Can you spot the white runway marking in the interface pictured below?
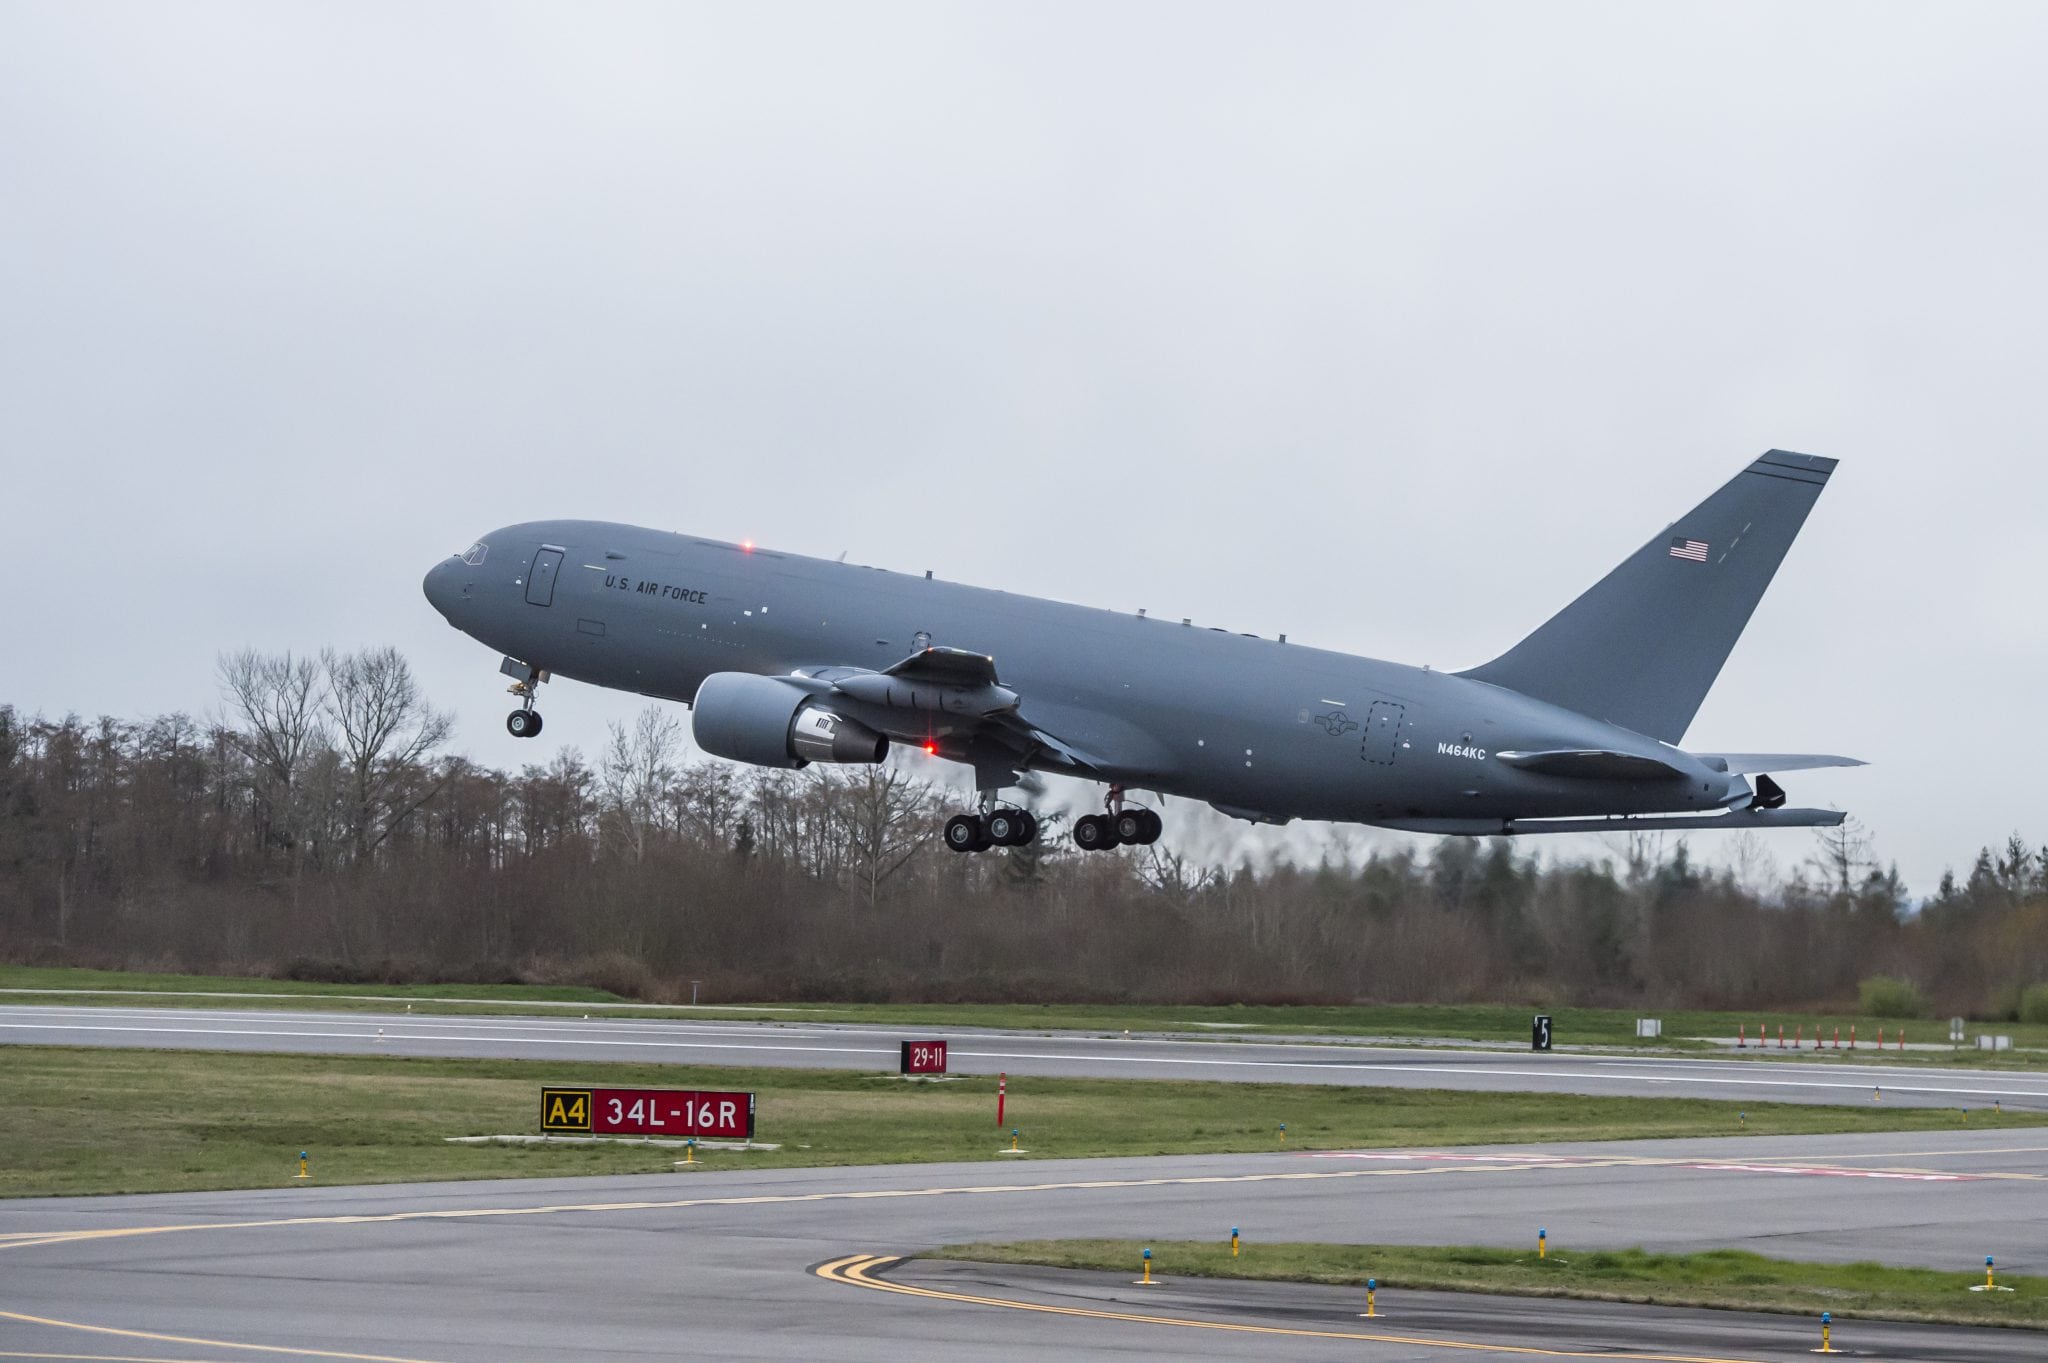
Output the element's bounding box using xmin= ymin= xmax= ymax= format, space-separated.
xmin=7 ymin=1015 xmax=2047 ymax=1104
xmin=1309 ymin=1150 xmax=2004 ymax=1181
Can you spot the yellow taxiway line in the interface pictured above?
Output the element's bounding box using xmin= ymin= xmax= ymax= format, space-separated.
xmin=815 ymin=1253 xmax=1782 ymax=1362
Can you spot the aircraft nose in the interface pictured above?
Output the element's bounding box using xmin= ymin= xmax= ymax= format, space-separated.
xmin=422 ymin=557 xmax=462 ymax=619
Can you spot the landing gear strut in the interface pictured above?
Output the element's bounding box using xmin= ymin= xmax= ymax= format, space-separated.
xmin=1073 ymin=786 xmax=1162 ymax=852
xmin=505 ymin=668 xmax=545 ymax=738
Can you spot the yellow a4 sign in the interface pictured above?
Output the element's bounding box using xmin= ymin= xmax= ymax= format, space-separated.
xmin=540 ymin=1087 xmax=593 ymax=1133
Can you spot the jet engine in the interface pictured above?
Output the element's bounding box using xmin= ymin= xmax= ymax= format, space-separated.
xmin=691 ymin=672 xmax=888 ymax=769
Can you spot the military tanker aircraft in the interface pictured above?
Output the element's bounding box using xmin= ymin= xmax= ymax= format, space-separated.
xmin=424 ymin=450 xmax=1861 ymax=852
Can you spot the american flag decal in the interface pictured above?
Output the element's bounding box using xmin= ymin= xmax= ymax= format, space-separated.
xmin=1668 ymin=537 xmax=1709 ymax=562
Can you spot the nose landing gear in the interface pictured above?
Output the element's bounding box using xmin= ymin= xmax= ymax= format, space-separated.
xmin=505 ymin=663 xmax=545 ymax=738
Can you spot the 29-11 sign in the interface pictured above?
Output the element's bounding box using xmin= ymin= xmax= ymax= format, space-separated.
xmin=541 ymin=1086 xmax=755 ymax=1138
xmin=900 ymin=1040 xmax=948 ymax=1075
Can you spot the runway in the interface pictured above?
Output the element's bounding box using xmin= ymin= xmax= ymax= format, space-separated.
xmin=1 ymin=1129 xmax=2041 ymax=1361
xmin=5 ymin=1002 xmax=2045 ymax=1109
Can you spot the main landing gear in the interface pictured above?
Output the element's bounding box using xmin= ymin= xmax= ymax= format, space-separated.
xmin=506 ymin=671 xmax=544 ymax=738
xmin=944 ymin=806 xmax=1039 ymax=853
xmin=1073 ymin=787 xmax=1162 ymax=853
xmin=945 ymin=789 xmax=1164 ymax=854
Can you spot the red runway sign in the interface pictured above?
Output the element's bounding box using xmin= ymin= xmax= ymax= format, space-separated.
xmin=899 ymin=1040 xmax=948 ymax=1075
xmin=541 ymin=1086 xmax=754 ymax=1138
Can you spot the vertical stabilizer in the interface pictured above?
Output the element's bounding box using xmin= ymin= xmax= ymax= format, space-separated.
xmin=1459 ymin=450 xmax=1835 ymax=743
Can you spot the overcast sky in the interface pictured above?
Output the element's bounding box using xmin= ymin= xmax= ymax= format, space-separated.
xmin=4 ymin=2 xmax=2043 ymax=893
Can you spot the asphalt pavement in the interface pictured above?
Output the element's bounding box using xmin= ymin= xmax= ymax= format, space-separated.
xmin=5 ymin=1002 xmax=2046 ymax=1109
xmin=2 ymin=1129 xmax=2042 ymax=1361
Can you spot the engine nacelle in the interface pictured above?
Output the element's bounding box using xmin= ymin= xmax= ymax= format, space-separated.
xmin=691 ymin=672 xmax=889 ymax=769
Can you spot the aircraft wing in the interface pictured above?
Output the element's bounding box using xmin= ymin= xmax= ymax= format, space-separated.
xmin=1494 ymin=749 xmax=1693 ymax=781
xmin=824 ymin=647 xmax=1016 ymax=717
xmin=984 ymin=708 xmax=1109 ymax=773
xmin=806 ymin=650 xmax=1111 ymax=776
xmin=1694 ymin=752 xmax=1867 ymax=774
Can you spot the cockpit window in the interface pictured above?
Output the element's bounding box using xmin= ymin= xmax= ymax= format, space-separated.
xmin=462 ymin=542 xmax=489 ymax=566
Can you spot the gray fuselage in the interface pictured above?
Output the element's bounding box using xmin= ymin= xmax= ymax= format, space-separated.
xmin=423 ymin=520 xmax=1740 ymax=830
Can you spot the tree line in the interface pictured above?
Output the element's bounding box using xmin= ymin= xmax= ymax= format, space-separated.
xmin=3 ymin=647 xmax=2046 ymax=1016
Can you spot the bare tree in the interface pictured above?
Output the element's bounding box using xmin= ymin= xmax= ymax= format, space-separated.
xmin=216 ymin=649 xmax=328 ymax=874
xmin=1809 ymin=814 xmax=1873 ymax=900
xmin=1727 ymin=831 xmax=1781 ymax=902
xmin=600 ymin=706 xmax=685 ymax=862
xmin=1140 ymin=845 xmax=1218 ymax=900
xmin=671 ymin=759 xmax=746 ymax=849
xmin=828 ymin=764 xmax=939 ymax=909
xmin=322 ymin=646 xmax=454 ymax=863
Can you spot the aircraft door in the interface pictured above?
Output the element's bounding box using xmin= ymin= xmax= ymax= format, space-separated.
xmin=525 ymin=548 xmax=564 ymax=606
xmin=1361 ymin=701 xmax=1404 ymax=766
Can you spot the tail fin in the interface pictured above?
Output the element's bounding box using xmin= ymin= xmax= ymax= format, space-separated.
xmin=1459 ymin=450 xmax=1836 ymax=743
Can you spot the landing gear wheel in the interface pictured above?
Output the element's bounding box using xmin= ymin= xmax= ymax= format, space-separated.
xmin=1114 ymin=808 xmax=1162 ymax=845
xmin=506 ymin=709 xmax=543 ymax=738
xmin=986 ymin=809 xmax=1030 ymax=847
xmin=1073 ymin=814 xmax=1120 ymax=852
xmin=945 ymin=814 xmax=989 ymax=853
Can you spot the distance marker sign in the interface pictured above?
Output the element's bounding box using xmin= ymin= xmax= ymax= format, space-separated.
xmin=541 ymin=1086 xmax=755 ymax=1138
xmin=899 ymin=1040 xmax=948 ymax=1075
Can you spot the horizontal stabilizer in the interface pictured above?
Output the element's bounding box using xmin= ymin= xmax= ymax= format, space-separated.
xmin=1378 ymin=807 xmax=1845 ymax=835
xmin=1509 ymin=807 xmax=1846 ymax=834
xmin=1695 ymin=752 xmax=1866 ymax=775
xmin=1495 ymin=749 xmax=1691 ymax=781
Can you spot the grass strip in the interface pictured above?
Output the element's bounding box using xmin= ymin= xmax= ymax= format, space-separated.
xmin=0 ymin=965 xmax=629 ymax=1004
xmin=3 ymin=1044 xmax=2043 ymax=1198
xmin=5 ymin=966 xmax=2044 ymax=1061
xmin=925 ymin=1239 xmax=2048 ymax=1330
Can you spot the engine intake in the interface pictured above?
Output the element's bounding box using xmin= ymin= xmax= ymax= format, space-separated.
xmin=691 ymin=672 xmax=888 ymax=769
